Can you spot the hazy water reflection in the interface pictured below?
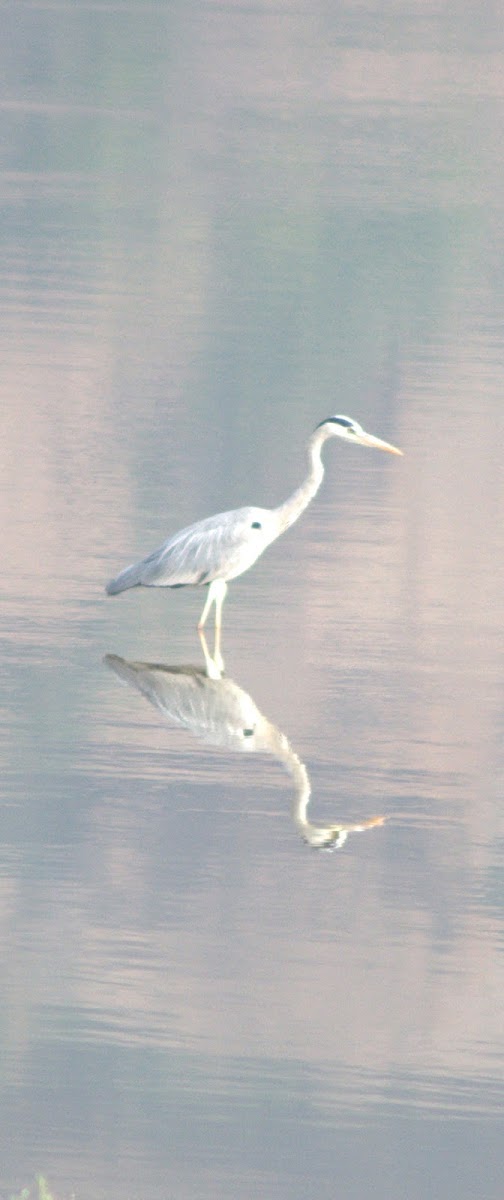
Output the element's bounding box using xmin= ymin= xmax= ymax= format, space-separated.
xmin=2 ymin=0 xmax=504 ymax=1197
xmin=104 ymin=647 xmax=386 ymax=851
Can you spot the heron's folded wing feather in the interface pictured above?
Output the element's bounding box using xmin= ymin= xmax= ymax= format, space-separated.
xmin=135 ymin=507 xmax=267 ymax=587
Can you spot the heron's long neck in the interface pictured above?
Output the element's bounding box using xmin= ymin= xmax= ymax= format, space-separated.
xmin=267 ymin=729 xmax=312 ymax=829
xmin=271 ymin=730 xmax=337 ymax=848
xmin=274 ymin=427 xmax=327 ymax=533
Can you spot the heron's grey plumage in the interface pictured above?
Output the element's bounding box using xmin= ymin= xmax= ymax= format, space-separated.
xmin=106 ymin=506 xmax=277 ymax=595
xmin=106 ymin=416 xmax=402 ymax=655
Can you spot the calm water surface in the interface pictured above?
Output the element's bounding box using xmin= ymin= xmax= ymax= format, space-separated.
xmin=1 ymin=2 xmax=504 ymax=1198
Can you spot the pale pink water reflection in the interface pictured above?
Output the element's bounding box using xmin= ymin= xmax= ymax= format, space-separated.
xmin=1 ymin=1 xmax=504 ymax=1198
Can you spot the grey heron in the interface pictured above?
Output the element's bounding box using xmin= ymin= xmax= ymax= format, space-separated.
xmin=106 ymin=415 xmax=402 ymax=662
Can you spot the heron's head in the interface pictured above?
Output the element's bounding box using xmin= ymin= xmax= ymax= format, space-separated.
xmin=316 ymin=415 xmax=403 ymax=456
xmin=307 ymin=828 xmax=349 ymax=851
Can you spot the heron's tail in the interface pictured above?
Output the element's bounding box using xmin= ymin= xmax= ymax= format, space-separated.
xmin=106 ymin=561 xmax=144 ymax=595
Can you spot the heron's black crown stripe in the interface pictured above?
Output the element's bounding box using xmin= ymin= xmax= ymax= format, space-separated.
xmin=316 ymin=416 xmax=354 ymax=430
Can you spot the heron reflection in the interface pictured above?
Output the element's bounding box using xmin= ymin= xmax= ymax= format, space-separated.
xmin=104 ymin=640 xmax=385 ymax=851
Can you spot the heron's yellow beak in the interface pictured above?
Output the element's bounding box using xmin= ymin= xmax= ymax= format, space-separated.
xmin=359 ymin=432 xmax=403 ymax=456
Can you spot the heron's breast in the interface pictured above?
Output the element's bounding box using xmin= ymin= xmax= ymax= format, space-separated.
xmin=224 ymin=514 xmax=278 ymax=580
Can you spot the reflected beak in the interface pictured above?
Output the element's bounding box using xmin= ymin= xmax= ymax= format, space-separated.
xmin=359 ymin=432 xmax=403 ymax=456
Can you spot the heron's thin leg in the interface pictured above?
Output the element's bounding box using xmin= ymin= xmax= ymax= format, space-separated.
xmin=198 ymin=629 xmax=223 ymax=680
xmin=198 ymin=582 xmax=218 ymax=630
xmin=197 ymin=581 xmax=227 ymax=672
xmin=213 ymin=631 xmax=225 ymax=675
xmin=212 ymin=580 xmax=227 ymax=674
xmin=212 ymin=580 xmax=227 ymax=633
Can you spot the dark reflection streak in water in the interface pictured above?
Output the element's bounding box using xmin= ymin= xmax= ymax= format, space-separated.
xmin=104 ymin=646 xmax=385 ymax=851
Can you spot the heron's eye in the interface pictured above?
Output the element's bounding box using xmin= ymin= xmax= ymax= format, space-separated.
xmin=251 ymin=521 xmax=261 ymax=529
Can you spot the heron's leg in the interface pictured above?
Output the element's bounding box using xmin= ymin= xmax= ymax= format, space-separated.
xmin=213 ymin=638 xmax=225 ymax=676
xmin=197 ymin=581 xmax=219 ymax=630
xmin=212 ymin=579 xmax=227 ymax=632
xmin=197 ymin=580 xmax=227 ymax=673
xmin=212 ymin=580 xmax=227 ymax=674
xmin=198 ymin=629 xmax=223 ymax=680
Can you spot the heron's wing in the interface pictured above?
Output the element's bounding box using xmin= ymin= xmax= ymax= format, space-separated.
xmin=107 ymin=506 xmax=272 ymax=593
xmin=144 ymin=506 xmax=273 ymax=584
